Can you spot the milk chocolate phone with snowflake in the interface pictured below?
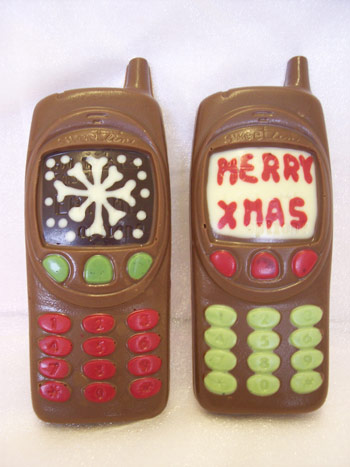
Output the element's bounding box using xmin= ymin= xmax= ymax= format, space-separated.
xmin=25 ymin=58 xmax=171 ymax=423
xmin=191 ymin=57 xmax=332 ymax=413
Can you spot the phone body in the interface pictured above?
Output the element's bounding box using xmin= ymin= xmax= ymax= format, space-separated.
xmin=191 ymin=57 xmax=332 ymax=414
xmin=25 ymin=58 xmax=171 ymax=423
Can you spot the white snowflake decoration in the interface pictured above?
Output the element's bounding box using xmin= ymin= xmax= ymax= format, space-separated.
xmin=54 ymin=156 xmax=136 ymax=237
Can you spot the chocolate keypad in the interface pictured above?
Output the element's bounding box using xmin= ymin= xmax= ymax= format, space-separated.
xmin=203 ymin=304 xmax=324 ymax=397
xmin=37 ymin=307 xmax=163 ymax=405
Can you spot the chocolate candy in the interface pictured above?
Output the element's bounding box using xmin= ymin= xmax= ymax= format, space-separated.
xmin=191 ymin=57 xmax=332 ymax=413
xmin=26 ymin=58 xmax=170 ymax=423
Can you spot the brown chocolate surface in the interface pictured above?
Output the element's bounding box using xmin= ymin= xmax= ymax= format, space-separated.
xmin=191 ymin=57 xmax=332 ymax=414
xmin=25 ymin=58 xmax=171 ymax=423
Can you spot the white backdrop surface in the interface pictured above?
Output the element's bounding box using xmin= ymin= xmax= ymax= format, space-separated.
xmin=1 ymin=1 xmax=349 ymax=466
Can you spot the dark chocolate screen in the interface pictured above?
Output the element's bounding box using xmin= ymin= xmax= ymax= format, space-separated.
xmin=40 ymin=150 xmax=154 ymax=246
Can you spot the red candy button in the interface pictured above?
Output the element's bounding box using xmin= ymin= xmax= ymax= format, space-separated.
xmin=130 ymin=377 xmax=162 ymax=399
xmin=128 ymin=355 xmax=162 ymax=376
xmin=84 ymin=383 xmax=116 ymax=403
xmin=127 ymin=309 xmax=159 ymax=332
xmin=127 ymin=333 xmax=160 ymax=354
xmin=292 ymin=249 xmax=318 ymax=278
xmin=83 ymin=337 xmax=116 ymax=357
xmin=82 ymin=314 xmax=115 ymax=334
xmin=39 ymin=358 xmax=70 ymax=379
xmin=39 ymin=381 xmax=71 ymax=402
xmin=210 ymin=250 xmax=236 ymax=277
xmin=39 ymin=336 xmax=73 ymax=356
xmin=38 ymin=313 xmax=71 ymax=334
xmin=83 ymin=360 xmax=116 ymax=380
xmin=251 ymin=251 xmax=279 ymax=279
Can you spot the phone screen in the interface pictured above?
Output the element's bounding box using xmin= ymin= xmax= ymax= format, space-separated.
xmin=40 ymin=150 xmax=154 ymax=247
xmin=206 ymin=147 xmax=317 ymax=241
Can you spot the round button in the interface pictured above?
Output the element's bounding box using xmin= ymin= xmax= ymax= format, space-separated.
xmin=38 ymin=313 xmax=71 ymax=334
xmin=84 ymin=255 xmax=114 ymax=284
xmin=127 ymin=309 xmax=159 ymax=332
xmin=290 ymin=371 xmax=323 ymax=394
xmin=247 ymin=307 xmax=281 ymax=330
xmin=289 ymin=328 xmax=322 ymax=349
xmin=210 ymin=250 xmax=236 ymax=277
xmin=82 ymin=314 xmax=115 ymax=334
xmin=127 ymin=333 xmax=160 ymax=354
xmin=204 ymin=304 xmax=237 ymax=327
xmin=246 ymin=374 xmax=280 ymax=396
xmin=204 ymin=327 xmax=237 ymax=350
xmin=39 ymin=381 xmax=71 ymax=402
xmin=204 ymin=349 xmax=237 ymax=371
xmin=247 ymin=352 xmax=280 ymax=374
xmin=83 ymin=337 xmax=116 ymax=357
xmin=83 ymin=359 xmax=116 ymax=380
xmin=291 ymin=349 xmax=324 ymax=371
xmin=38 ymin=358 xmax=70 ymax=379
xmin=251 ymin=252 xmax=279 ymax=279
xmin=42 ymin=255 xmax=69 ymax=283
xmin=292 ymin=250 xmax=318 ymax=278
xmin=84 ymin=383 xmax=116 ymax=402
xmin=204 ymin=371 xmax=237 ymax=395
xmin=247 ymin=330 xmax=280 ymax=351
xmin=127 ymin=253 xmax=153 ymax=280
xmin=38 ymin=336 xmax=73 ymax=356
xmin=128 ymin=355 xmax=162 ymax=376
xmin=129 ymin=377 xmax=162 ymax=399
xmin=290 ymin=305 xmax=323 ymax=328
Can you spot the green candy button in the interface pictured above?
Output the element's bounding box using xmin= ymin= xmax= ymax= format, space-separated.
xmin=247 ymin=307 xmax=281 ymax=330
xmin=84 ymin=255 xmax=114 ymax=284
xmin=247 ymin=330 xmax=280 ymax=351
xmin=291 ymin=349 xmax=324 ymax=371
xmin=43 ymin=255 xmax=69 ymax=283
xmin=127 ymin=253 xmax=153 ymax=280
xmin=247 ymin=374 xmax=280 ymax=397
xmin=205 ymin=304 xmax=237 ymax=327
xmin=204 ymin=327 xmax=237 ymax=350
xmin=289 ymin=327 xmax=322 ymax=349
xmin=204 ymin=349 xmax=237 ymax=371
xmin=204 ymin=371 xmax=237 ymax=395
xmin=247 ymin=351 xmax=280 ymax=374
xmin=290 ymin=371 xmax=323 ymax=394
xmin=290 ymin=305 xmax=323 ymax=328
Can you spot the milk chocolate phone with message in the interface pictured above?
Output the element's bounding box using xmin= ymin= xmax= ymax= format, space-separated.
xmin=26 ymin=58 xmax=170 ymax=423
xmin=191 ymin=57 xmax=332 ymax=414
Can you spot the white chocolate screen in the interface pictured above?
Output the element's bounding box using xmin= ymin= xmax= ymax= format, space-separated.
xmin=206 ymin=147 xmax=317 ymax=240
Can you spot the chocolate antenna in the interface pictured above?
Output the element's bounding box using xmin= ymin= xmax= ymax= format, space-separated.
xmin=284 ymin=56 xmax=311 ymax=92
xmin=124 ymin=57 xmax=153 ymax=95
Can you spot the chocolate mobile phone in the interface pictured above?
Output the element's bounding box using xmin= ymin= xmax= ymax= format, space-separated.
xmin=25 ymin=58 xmax=170 ymax=423
xmin=191 ymin=57 xmax=332 ymax=414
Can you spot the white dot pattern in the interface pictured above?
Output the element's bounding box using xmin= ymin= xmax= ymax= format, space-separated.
xmin=61 ymin=155 xmax=70 ymax=164
xmin=140 ymin=188 xmax=150 ymax=198
xmin=44 ymin=197 xmax=53 ymax=206
xmin=45 ymin=171 xmax=54 ymax=181
xmin=137 ymin=171 xmax=147 ymax=180
xmin=46 ymin=158 xmax=55 ymax=168
xmin=132 ymin=229 xmax=144 ymax=239
xmin=46 ymin=218 xmax=55 ymax=228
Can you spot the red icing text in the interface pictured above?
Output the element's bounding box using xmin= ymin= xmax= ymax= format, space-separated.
xmin=217 ymin=153 xmax=314 ymax=185
xmin=218 ymin=197 xmax=308 ymax=231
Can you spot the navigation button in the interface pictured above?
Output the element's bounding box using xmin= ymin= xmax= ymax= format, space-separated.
xmin=292 ymin=250 xmax=318 ymax=278
xmin=251 ymin=252 xmax=279 ymax=279
xmin=84 ymin=255 xmax=114 ymax=284
xmin=210 ymin=250 xmax=236 ymax=277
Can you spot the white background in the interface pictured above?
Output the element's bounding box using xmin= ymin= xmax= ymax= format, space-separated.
xmin=1 ymin=1 xmax=350 ymax=466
